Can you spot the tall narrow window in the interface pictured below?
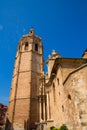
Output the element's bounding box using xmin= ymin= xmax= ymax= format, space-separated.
xmin=35 ymin=43 xmax=38 ymax=51
xmin=68 ymin=94 xmax=71 ymax=104
xmin=47 ymin=92 xmax=51 ymax=119
xmin=62 ymin=105 xmax=64 ymax=112
xmin=25 ymin=42 xmax=28 ymax=50
xmin=53 ymin=83 xmax=56 ymax=102
xmin=57 ymin=78 xmax=59 ymax=85
xmin=68 ymin=94 xmax=71 ymax=100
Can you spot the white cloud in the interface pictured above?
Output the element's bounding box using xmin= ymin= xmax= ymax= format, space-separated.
xmin=0 ymin=25 xmax=3 ymax=30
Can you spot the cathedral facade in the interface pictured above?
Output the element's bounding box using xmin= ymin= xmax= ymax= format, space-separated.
xmin=6 ymin=29 xmax=87 ymax=130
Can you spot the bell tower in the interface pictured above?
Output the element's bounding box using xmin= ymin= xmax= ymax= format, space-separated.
xmin=6 ymin=29 xmax=44 ymax=130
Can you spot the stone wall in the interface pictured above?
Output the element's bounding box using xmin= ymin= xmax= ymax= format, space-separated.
xmin=64 ymin=65 xmax=87 ymax=130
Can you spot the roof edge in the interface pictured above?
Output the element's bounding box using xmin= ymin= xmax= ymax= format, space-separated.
xmin=63 ymin=63 xmax=87 ymax=85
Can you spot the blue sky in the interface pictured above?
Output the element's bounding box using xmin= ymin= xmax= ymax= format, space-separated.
xmin=0 ymin=0 xmax=87 ymax=105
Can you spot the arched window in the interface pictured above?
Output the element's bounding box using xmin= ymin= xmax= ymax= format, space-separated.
xmin=25 ymin=42 xmax=28 ymax=50
xmin=35 ymin=43 xmax=38 ymax=51
xmin=68 ymin=94 xmax=71 ymax=100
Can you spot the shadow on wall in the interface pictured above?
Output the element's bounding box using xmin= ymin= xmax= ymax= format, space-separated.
xmin=5 ymin=118 xmax=13 ymax=130
xmin=24 ymin=119 xmax=39 ymax=130
xmin=24 ymin=119 xmax=30 ymax=130
xmin=5 ymin=118 xmax=31 ymax=130
xmin=24 ymin=119 xmax=37 ymax=130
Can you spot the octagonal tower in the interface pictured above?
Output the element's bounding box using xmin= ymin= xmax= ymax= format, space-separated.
xmin=6 ymin=29 xmax=44 ymax=130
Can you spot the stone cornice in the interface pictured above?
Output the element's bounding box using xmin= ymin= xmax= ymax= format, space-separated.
xmin=45 ymin=58 xmax=87 ymax=87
